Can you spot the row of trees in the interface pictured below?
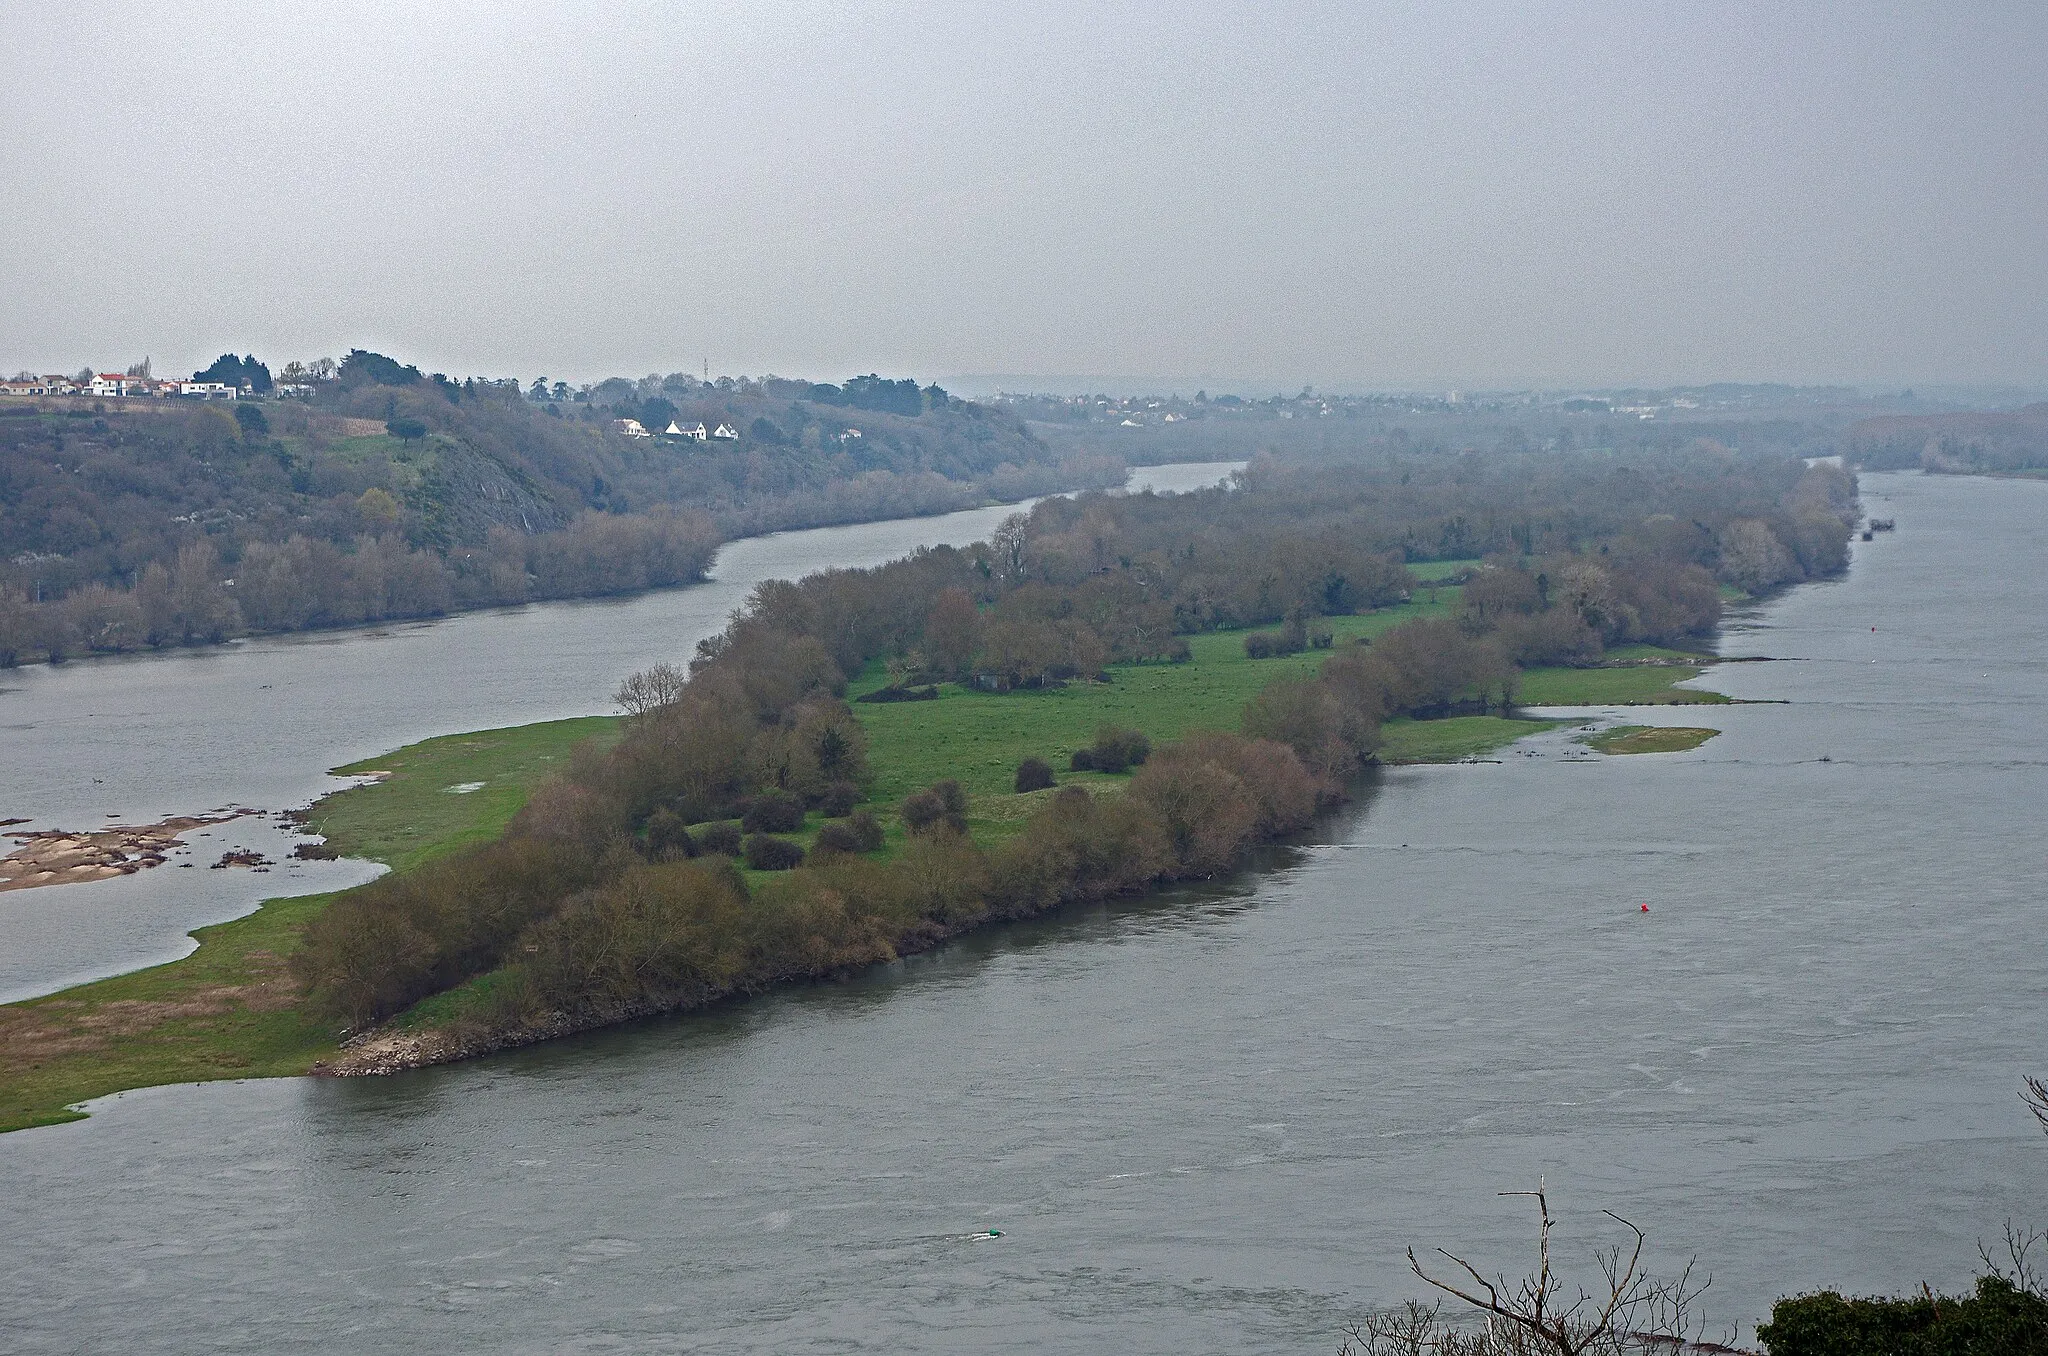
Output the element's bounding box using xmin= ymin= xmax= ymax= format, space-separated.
xmin=0 ymin=508 xmax=718 ymax=663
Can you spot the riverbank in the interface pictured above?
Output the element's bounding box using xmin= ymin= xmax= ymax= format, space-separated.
xmin=0 ymin=599 xmax=1727 ymax=1131
xmin=0 ymin=719 xmax=605 ymax=1132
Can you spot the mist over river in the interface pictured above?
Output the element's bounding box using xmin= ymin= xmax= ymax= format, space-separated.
xmin=2 ymin=470 xmax=2044 ymax=1353
xmin=0 ymin=462 xmax=1240 ymax=1001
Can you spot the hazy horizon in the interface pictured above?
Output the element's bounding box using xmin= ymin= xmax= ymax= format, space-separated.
xmin=4 ymin=2 xmax=2043 ymax=390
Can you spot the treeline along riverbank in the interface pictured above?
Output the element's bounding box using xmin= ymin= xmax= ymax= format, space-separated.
xmin=287 ymin=447 xmax=1856 ymax=1071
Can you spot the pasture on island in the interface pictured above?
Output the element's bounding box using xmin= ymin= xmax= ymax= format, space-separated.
xmin=0 ymin=599 xmax=1722 ymax=1134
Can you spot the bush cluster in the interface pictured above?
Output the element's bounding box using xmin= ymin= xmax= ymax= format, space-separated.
xmin=901 ymin=779 xmax=968 ymax=835
xmin=1014 ymin=757 xmax=1056 ymax=792
xmin=1069 ymin=725 xmax=1151 ymax=773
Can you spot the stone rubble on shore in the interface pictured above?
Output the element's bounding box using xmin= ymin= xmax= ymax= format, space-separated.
xmin=0 ymin=810 xmax=263 ymax=893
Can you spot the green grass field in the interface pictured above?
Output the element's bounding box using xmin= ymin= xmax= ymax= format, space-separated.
xmin=314 ymin=716 xmax=620 ymax=871
xmin=850 ymin=596 xmax=1460 ymax=802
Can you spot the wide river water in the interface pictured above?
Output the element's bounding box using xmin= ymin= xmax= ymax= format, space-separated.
xmin=2 ymin=469 xmax=2044 ymax=1352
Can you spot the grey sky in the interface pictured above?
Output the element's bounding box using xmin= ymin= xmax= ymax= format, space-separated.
xmin=3 ymin=2 xmax=2042 ymax=390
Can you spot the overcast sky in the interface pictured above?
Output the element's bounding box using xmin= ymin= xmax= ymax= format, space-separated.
xmin=3 ymin=1 xmax=2042 ymax=391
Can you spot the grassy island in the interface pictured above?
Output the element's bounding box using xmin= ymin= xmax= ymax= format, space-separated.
xmin=1582 ymin=724 xmax=1721 ymax=755
xmin=0 ymin=448 xmax=1853 ymax=1131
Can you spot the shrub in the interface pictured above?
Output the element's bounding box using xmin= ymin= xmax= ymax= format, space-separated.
xmin=902 ymin=779 xmax=968 ymax=835
xmin=1757 ymin=1275 xmax=2048 ymax=1356
xmin=744 ymin=834 xmax=805 ymax=870
xmin=1093 ymin=725 xmax=1151 ymax=770
xmin=515 ymin=858 xmax=751 ymax=1011
xmin=811 ymin=821 xmax=864 ymax=855
xmin=1241 ymin=676 xmax=1354 ymax=777
xmin=1069 ymin=748 xmax=1096 ymax=772
xmin=1243 ymin=631 xmax=1276 ymax=659
xmin=847 ymin=809 xmax=886 ymax=851
xmin=696 ymin=820 xmax=743 ymax=855
xmin=1130 ymin=748 xmax=1259 ymax=876
xmin=644 ymin=808 xmax=698 ymax=859
xmin=741 ymin=791 xmax=805 ymax=834
xmin=818 ymin=781 xmax=859 ymax=817
xmin=291 ymin=836 xmax=603 ymax=1029
xmin=1015 ymin=757 xmax=1056 ymax=792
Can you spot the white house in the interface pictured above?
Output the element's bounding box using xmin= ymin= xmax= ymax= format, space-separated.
xmin=612 ymin=417 xmax=651 ymax=437
xmin=0 ymin=380 xmax=49 ymax=396
xmin=89 ymin=374 xmax=130 ymax=397
xmin=667 ymin=421 xmax=707 ymax=441
xmin=711 ymin=422 xmax=739 ymax=440
xmin=177 ymin=381 xmax=237 ymax=400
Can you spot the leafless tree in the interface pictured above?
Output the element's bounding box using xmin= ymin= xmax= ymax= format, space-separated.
xmin=1978 ymin=1220 xmax=2045 ymax=1300
xmin=1342 ymin=1181 xmax=1717 ymax=1356
xmin=614 ymin=662 xmax=688 ymax=715
xmin=2024 ymin=1076 xmax=2048 ymax=1137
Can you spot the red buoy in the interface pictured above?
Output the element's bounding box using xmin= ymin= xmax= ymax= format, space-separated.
xmin=1640 ymin=903 xmax=1650 ymax=912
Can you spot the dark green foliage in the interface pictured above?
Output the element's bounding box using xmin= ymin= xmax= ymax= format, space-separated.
xmin=1015 ymin=757 xmax=1056 ymax=792
xmin=513 ymin=859 xmax=753 ymax=1012
xmin=1078 ymin=725 xmax=1150 ymax=773
xmin=740 ymin=792 xmax=805 ymax=834
xmin=818 ymin=781 xmax=859 ymax=817
xmin=386 ymin=417 xmax=428 ymax=442
xmin=810 ymin=821 xmax=868 ymax=856
xmin=233 ymin=403 xmax=268 ymax=437
xmin=194 ymin=353 xmax=271 ymax=392
xmin=743 ymin=834 xmax=805 ymax=870
xmin=696 ymin=821 xmax=743 ymax=856
xmin=845 ymin=810 xmax=886 ymax=851
xmin=338 ymin=349 xmax=421 ymax=387
xmin=1758 ymin=1276 xmax=2048 ymax=1356
xmin=290 ymin=837 xmax=603 ymax=1029
xmin=902 ymin=779 xmax=967 ymax=835
xmin=644 ymin=808 xmax=697 ymax=859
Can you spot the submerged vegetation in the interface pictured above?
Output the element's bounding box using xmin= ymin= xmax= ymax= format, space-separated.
xmin=1583 ymin=725 xmax=1720 ymax=755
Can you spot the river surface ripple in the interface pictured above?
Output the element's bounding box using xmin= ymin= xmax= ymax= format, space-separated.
xmin=0 ymin=463 xmax=1239 ymax=1001
xmin=1 ymin=470 xmax=2044 ymax=1353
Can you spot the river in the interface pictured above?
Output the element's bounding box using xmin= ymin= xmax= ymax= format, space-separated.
xmin=0 ymin=461 xmax=1241 ymax=1002
xmin=2 ymin=469 xmax=2044 ymax=1352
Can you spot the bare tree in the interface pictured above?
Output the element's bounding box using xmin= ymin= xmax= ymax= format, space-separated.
xmin=1343 ymin=1181 xmax=1714 ymax=1356
xmin=2024 ymin=1075 xmax=2048 ymax=1137
xmin=614 ymin=662 xmax=688 ymax=715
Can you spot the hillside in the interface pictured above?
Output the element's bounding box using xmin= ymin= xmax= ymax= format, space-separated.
xmin=0 ymin=353 xmax=1122 ymax=663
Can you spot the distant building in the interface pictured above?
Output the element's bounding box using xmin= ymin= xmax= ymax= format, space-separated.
xmin=711 ymin=422 xmax=739 ymax=440
xmin=89 ymin=374 xmax=130 ymax=397
xmin=612 ymin=417 xmax=651 ymax=438
xmin=0 ymin=379 xmax=49 ymax=396
xmin=668 ymin=421 xmax=708 ymax=441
